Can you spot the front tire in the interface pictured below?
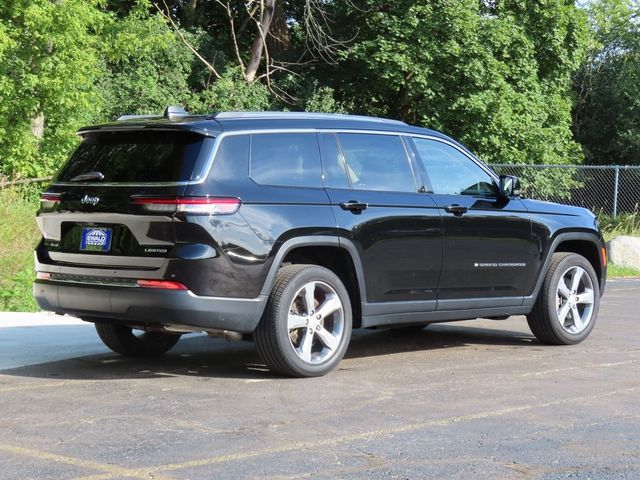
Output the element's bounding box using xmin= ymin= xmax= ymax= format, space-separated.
xmin=527 ymin=253 xmax=600 ymax=345
xmin=94 ymin=321 xmax=181 ymax=357
xmin=254 ymin=264 xmax=353 ymax=377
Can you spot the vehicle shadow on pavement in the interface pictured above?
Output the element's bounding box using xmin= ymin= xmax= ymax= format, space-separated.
xmin=347 ymin=323 xmax=536 ymax=360
xmin=0 ymin=321 xmax=536 ymax=381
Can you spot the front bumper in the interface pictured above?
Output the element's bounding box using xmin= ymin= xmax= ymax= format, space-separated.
xmin=33 ymin=280 xmax=267 ymax=333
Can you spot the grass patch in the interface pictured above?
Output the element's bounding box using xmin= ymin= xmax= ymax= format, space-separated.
xmin=0 ymin=188 xmax=40 ymax=311
xmin=607 ymin=263 xmax=640 ymax=278
xmin=598 ymin=212 xmax=640 ymax=242
xmin=597 ymin=213 xmax=640 ymax=277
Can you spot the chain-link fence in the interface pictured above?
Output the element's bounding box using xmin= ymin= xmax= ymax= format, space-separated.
xmin=490 ymin=164 xmax=640 ymax=218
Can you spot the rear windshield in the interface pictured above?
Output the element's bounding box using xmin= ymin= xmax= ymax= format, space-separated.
xmin=56 ymin=131 xmax=206 ymax=183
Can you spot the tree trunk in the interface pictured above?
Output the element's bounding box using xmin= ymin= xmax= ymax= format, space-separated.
xmin=31 ymin=113 xmax=45 ymax=140
xmin=267 ymin=0 xmax=289 ymax=58
xmin=245 ymin=0 xmax=276 ymax=82
xmin=184 ymin=0 xmax=198 ymax=28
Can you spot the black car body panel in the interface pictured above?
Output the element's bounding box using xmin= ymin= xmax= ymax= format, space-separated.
xmin=34 ymin=112 xmax=607 ymax=333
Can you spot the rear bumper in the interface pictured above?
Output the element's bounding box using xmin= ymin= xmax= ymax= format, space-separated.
xmin=33 ymin=281 xmax=267 ymax=333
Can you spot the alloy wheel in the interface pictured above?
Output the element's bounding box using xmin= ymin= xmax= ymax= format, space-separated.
xmin=287 ymin=281 xmax=345 ymax=364
xmin=555 ymin=266 xmax=595 ymax=334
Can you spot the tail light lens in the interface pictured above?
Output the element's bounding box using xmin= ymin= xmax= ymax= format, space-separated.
xmin=40 ymin=193 xmax=61 ymax=210
xmin=36 ymin=272 xmax=51 ymax=280
xmin=137 ymin=280 xmax=188 ymax=290
xmin=132 ymin=196 xmax=241 ymax=215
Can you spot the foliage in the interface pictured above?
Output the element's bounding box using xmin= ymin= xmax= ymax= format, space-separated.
xmin=320 ymin=0 xmax=588 ymax=165
xmin=98 ymin=7 xmax=199 ymax=119
xmin=519 ymin=167 xmax=584 ymax=201
xmin=0 ymin=0 xmax=107 ymax=178
xmin=573 ymin=0 xmax=640 ymax=165
xmin=0 ymin=187 xmax=40 ymax=311
xmin=0 ymin=0 xmax=596 ymax=180
xmin=599 ymin=211 xmax=640 ymax=240
xmin=193 ymin=67 xmax=271 ymax=112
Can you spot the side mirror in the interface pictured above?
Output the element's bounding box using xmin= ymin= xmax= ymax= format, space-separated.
xmin=499 ymin=175 xmax=521 ymax=198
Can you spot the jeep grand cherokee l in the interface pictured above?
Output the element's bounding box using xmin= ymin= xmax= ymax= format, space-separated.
xmin=33 ymin=108 xmax=607 ymax=377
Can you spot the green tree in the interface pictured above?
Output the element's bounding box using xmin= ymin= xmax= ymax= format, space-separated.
xmin=0 ymin=0 xmax=594 ymax=179
xmin=98 ymin=4 xmax=198 ymax=119
xmin=310 ymin=0 xmax=587 ymax=165
xmin=573 ymin=0 xmax=640 ymax=165
xmin=0 ymin=0 xmax=106 ymax=178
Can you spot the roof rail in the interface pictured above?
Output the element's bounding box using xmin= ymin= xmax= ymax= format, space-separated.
xmin=213 ymin=111 xmax=407 ymax=125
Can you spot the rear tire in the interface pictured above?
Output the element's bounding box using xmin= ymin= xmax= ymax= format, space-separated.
xmin=527 ymin=253 xmax=600 ymax=345
xmin=94 ymin=321 xmax=181 ymax=357
xmin=254 ymin=264 xmax=352 ymax=377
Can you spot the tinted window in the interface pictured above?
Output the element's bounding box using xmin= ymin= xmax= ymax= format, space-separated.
xmin=318 ymin=133 xmax=350 ymax=189
xmin=337 ymin=133 xmax=416 ymax=192
xmin=208 ymin=135 xmax=250 ymax=181
xmin=56 ymin=131 xmax=206 ymax=183
xmin=250 ymin=133 xmax=322 ymax=188
xmin=413 ymin=138 xmax=496 ymax=196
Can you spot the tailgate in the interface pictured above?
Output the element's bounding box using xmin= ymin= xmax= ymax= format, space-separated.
xmin=36 ymin=129 xmax=214 ymax=269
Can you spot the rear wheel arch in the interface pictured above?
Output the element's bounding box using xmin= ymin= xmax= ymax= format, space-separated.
xmin=260 ymin=237 xmax=365 ymax=328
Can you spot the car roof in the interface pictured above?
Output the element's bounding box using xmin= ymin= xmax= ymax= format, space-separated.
xmin=77 ymin=110 xmax=451 ymax=141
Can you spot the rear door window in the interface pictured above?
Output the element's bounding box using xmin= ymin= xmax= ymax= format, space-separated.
xmin=250 ymin=133 xmax=322 ymax=188
xmin=56 ymin=131 xmax=207 ymax=183
xmin=336 ymin=133 xmax=417 ymax=192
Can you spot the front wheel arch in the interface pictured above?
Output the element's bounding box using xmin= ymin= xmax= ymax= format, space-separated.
xmin=528 ymin=232 xmax=606 ymax=303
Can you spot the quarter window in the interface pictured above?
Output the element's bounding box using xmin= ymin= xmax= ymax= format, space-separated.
xmin=250 ymin=133 xmax=322 ymax=188
xmin=337 ymin=133 xmax=416 ymax=192
xmin=412 ymin=138 xmax=496 ymax=196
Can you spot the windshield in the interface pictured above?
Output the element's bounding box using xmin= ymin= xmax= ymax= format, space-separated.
xmin=56 ymin=131 xmax=206 ymax=183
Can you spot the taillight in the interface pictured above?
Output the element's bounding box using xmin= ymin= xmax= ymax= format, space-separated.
xmin=36 ymin=272 xmax=51 ymax=280
xmin=40 ymin=193 xmax=61 ymax=209
xmin=137 ymin=279 xmax=188 ymax=290
xmin=132 ymin=196 xmax=241 ymax=215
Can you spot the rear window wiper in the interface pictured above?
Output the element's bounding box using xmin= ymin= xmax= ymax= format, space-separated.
xmin=69 ymin=171 xmax=105 ymax=182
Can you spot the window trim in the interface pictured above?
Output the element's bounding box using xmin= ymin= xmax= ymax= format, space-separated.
xmin=317 ymin=132 xmax=353 ymax=190
xmin=401 ymin=136 xmax=433 ymax=194
xmin=409 ymin=136 xmax=499 ymax=198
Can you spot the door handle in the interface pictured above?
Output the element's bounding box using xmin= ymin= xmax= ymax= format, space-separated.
xmin=339 ymin=200 xmax=368 ymax=213
xmin=444 ymin=204 xmax=468 ymax=216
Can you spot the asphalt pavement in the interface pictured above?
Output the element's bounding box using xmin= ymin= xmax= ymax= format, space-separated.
xmin=0 ymin=279 xmax=639 ymax=479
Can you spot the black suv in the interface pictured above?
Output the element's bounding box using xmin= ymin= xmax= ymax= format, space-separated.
xmin=34 ymin=108 xmax=607 ymax=377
